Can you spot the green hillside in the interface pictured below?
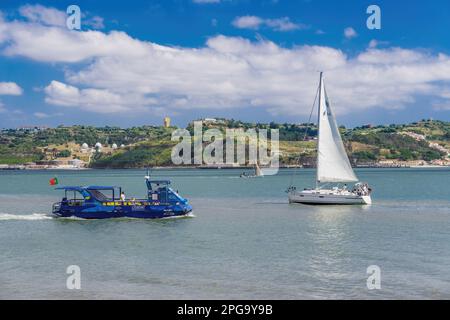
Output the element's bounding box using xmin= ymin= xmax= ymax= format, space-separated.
xmin=0 ymin=119 xmax=448 ymax=167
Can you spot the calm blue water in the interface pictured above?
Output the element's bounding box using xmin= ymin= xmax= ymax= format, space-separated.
xmin=0 ymin=168 xmax=449 ymax=299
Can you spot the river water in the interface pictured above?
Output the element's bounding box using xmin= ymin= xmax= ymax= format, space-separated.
xmin=0 ymin=168 xmax=449 ymax=299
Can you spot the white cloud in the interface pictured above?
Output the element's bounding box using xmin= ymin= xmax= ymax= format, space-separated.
xmin=432 ymin=100 xmax=450 ymax=111
xmin=232 ymin=16 xmax=305 ymax=32
xmin=33 ymin=112 xmax=49 ymax=118
xmin=33 ymin=111 xmax=63 ymax=118
xmin=357 ymin=48 xmax=426 ymax=65
xmin=0 ymin=82 xmax=23 ymax=95
xmin=265 ymin=17 xmax=305 ymax=31
xmin=85 ymin=16 xmax=105 ymax=29
xmin=368 ymin=39 xmax=389 ymax=49
xmin=0 ymin=102 xmax=20 ymax=115
xmin=369 ymin=40 xmax=378 ymax=48
xmin=232 ymin=16 xmax=263 ymax=30
xmin=18 ymin=4 xmax=104 ymax=31
xmin=44 ymin=81 xmax=157 ymax=113
xmin=0 ymin=12 xmax=7 ymax=43
xmin=344 ymin=27 xmax=357 ymax=39
xmin=1 ymin=7 xmax=450 ymax=118
xmin=19 ymin=4 xmax=66 ymax=27
xmin=1 ymin=24 xmax=150 ymax=62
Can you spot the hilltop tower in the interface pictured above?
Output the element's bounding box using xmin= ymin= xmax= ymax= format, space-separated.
xmin=164 ymin=116 xmax=171 ymax=128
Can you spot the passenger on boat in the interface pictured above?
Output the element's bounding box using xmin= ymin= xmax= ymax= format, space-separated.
xmin=120 ymin=191 xmax=126 ymax=201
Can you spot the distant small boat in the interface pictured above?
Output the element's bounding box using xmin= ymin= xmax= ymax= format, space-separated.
xmin=240 ymin=163 xmax=264 ymax=178
xmin=288 ymin=72 xmax=372 ymax=205
xmin=255 ymin=163 xmax=263 ymax=177
xmin=52 ymin=174 xmax=193 ymax=219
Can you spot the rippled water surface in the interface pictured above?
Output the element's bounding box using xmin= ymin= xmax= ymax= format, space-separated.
xmin=0 ymin=168 xmax=449 ymax=299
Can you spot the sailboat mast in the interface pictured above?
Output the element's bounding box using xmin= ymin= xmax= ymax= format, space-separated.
xmin=316 ymin=72 xmax=323 ymax=189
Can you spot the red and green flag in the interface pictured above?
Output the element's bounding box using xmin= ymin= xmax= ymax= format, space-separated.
xmin=49 ymin=177 xmax=59 ymax=186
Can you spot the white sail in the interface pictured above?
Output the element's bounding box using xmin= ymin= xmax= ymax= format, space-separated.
xmin=255 ymin=163 xmax=263 ymax=176
xmin=316 ymin=73 xmax=358 ymax=183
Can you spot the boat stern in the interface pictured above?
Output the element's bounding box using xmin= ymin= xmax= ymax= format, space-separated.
xmin=52 ymin=202 xmax=63 ymax=216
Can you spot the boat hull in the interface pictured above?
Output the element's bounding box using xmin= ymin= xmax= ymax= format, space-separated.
xmin=288 ymin=190 xmax=371 ymax=205
xmin=53 ymin=203 xmax=193 ymax=219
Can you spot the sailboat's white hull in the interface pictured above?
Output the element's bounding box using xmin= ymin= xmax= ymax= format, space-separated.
xmin=288 ymin=189 xmax=371 ymax=205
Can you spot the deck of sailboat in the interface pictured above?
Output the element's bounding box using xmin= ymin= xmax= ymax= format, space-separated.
xmin=288 ymin=189 xmax=371 ymax=205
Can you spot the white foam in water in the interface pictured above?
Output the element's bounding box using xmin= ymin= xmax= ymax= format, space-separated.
xmin=0 ymin=213 xmax=54 ymax=221
xmin=163 ymin=212 xmax=196 ymax=219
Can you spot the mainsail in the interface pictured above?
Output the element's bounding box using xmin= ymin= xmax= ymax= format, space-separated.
xmin=255 ymin=163 xmax=263 ymax=176
xmin=316 ymin=73 xmax=358 ymax=183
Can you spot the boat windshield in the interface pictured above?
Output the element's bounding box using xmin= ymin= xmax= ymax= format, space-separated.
xmin=64 ymin=190 xmax=84 ymax=200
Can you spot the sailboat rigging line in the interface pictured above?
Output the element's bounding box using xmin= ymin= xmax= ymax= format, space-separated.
xmin=289 ymin=81 xmax=320 ymax=188
xmin=303 ymin=84 xmax=320 ymax=142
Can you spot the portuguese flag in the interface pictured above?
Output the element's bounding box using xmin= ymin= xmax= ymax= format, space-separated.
xmin=49 ymin=177 xmax=59 ymax=186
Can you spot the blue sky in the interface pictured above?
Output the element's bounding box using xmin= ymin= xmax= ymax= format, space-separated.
xmin=0 ymin=0 xmax=450 ymax=128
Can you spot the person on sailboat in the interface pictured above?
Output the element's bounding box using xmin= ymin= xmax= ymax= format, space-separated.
xmin=363 ymin=184 xmax=368 ymax=195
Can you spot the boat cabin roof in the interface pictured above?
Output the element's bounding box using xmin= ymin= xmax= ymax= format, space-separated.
xmin=56 ymin=186 xmax=120 ymax=192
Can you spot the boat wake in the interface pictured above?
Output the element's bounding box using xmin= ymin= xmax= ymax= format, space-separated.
xmin=0 ymin=213 xmax=54 ymax=221
xmin=163 ymin=212 xmax=196 ymax=219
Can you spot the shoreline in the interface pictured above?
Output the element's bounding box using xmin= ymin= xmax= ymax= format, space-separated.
xmin=1 ymin=165 xmax=449 ymax=171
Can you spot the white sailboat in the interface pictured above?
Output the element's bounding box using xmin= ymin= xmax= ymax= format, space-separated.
xmin=255 ymin=162 xmax=263 ymax=177
xmin=240 ymin=162 xmax=264 ymax=178
xmin=288 ymin=72 xmax=372 ymax=205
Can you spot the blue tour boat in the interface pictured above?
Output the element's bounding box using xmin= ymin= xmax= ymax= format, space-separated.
xmin=52 ymin=175 xmax=193 ymax=219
